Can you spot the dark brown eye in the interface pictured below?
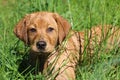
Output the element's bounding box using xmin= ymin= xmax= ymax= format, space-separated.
xmin=30 ymin=28 xmax=36 ymax=32
xmin=47 ymin=27 xmax=54 ymax=32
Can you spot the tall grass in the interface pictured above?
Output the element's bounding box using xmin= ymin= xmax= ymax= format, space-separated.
xmin=0 ymin=0 xmax=120 ymax=80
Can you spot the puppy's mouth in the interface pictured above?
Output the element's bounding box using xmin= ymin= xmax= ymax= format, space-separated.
xmin=31 ymin=41 xmax=55 ymax=54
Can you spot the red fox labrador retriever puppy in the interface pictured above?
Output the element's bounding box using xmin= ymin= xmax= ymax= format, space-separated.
xmin=14 ymin=12 xmax=120 ymax=80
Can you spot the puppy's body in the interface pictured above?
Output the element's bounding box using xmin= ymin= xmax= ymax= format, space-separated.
xmin=14 ymin=12 xmax=120 ymax=80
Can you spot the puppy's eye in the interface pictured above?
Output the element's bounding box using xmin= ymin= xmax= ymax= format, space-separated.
xmin=29 ymin=28 xmax=36 ymax=32
xmin=47 ymin=27 xmax=54 ymax=32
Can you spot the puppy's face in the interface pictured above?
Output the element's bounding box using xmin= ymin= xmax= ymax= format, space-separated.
xmin=14 ymin=12 xmax=70 ymax=55
xmin=28 ymin=13 xmax=58 ymax=53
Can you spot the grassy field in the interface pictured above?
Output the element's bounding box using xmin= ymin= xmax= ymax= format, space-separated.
xmin=0 ymin=0 xmax=120 ymax=80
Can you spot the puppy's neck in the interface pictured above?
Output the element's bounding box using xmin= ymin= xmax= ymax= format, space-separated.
xmin=29 ymin=51 xmax=49 ymax=73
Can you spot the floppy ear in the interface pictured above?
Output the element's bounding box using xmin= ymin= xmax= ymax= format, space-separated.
xmin=53 ymin=13 xmax=71 ymax=44
xmin=14 ymin=15 xmax=30 ymax=45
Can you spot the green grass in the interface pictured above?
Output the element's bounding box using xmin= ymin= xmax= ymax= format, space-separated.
xmin=0 ymin=0 xmax=120 ymax=80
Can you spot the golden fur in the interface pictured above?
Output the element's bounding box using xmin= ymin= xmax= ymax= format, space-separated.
xmin=14 ymin=12 xmax=120 ymax=80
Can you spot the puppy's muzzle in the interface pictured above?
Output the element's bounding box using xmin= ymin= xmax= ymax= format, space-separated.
xmin=36 ymin=41 xmax=47 ymax=50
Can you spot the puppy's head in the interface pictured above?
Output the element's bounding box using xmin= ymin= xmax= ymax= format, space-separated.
xmin=14 ymin=12 xmax=71 ymax=54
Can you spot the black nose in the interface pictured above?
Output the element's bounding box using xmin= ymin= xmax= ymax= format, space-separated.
xmin=36 ymin=41 xmax=46 ymax=50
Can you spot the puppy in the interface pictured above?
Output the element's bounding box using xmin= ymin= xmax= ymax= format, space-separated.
xmin=14 ymin=12 xmax=120 ymax=80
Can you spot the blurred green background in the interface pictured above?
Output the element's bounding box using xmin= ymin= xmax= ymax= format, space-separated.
xmin=0 ymin=0 xmax=120 ymax=80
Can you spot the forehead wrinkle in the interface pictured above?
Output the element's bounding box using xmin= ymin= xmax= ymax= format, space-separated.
xmin=35 ymin=17 xmax=57 ymax=28
xmin=37 ymin=18 xmax=48 ymax=29
xmin=29 ymin=13 xmax=58 ymax=30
